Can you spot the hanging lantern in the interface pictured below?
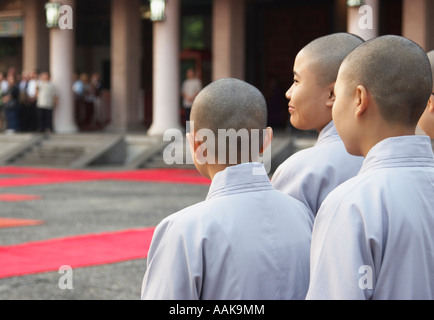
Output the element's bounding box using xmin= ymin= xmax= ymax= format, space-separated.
xmin=347 ymin=0 xmax=365 ymax=7
xmin=150 ymin=0 xmax=166 ymax=22
xmin=45 ymin=2 xmax=62 ymax=28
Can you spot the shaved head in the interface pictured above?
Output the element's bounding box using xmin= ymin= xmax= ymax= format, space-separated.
xmin=191 ymin=78 xmax=267 ymax=133
xmin=340 ymin=35 xmax=432 ymax=126
xmin=300 ymin=32 xmax=364 ymax=86
xmin=190 ymin=78 xmax=268 ymax=166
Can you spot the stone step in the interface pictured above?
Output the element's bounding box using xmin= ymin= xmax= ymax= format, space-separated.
xmin=0 ymin=131 xmax=319 ymax=170
xmin=2 ymin=133 xmax=125 ymax=168
xmin=0 ymin=134 xmax=45 ymax=164
xmin=13 ymin=150 xmax=84 ymax=166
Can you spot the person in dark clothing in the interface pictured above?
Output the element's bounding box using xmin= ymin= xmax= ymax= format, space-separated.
xmin=2 ymin=74 xmax=20 ymax=133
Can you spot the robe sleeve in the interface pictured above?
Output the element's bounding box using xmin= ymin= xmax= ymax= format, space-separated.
xmin=271 ymin=157 xmax=320 ymax=213
xmin=141 ymin=218 xmax=203 ymax=300
xmin=306 ymin=194 xmax=376 ymax=300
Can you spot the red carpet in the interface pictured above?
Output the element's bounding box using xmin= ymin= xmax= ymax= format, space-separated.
xmin=0 ymin=167 xmax=210 ymax=188
xmin=0 ymin=167 xmax=208 ymax=279
xmin=0 ymin=227 xmax=155 ymax=279
xmin=0 ymin=218 xmax=44 ymax=229
xmin=0 ymin=194 xmax=42 ymax=202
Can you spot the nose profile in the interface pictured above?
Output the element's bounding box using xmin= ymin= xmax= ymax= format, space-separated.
xmin=286 ymin=86 xmax=292 ymax=101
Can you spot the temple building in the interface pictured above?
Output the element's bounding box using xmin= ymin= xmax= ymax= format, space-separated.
xmin=0 ymin=0 xmax=432 ymax=134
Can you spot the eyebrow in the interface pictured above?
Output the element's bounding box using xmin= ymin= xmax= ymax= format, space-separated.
xmin=293 ymin=71 xmax=300 ymax=78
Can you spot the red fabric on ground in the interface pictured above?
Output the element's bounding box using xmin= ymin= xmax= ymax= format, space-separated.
xmin=0 ymin=218 xmax=44 ymax=229
xmin=0 ymin=167 xmax=210 ymax=188
xmin=0 ymin=227 xmax=155 ymax=279
xmin=0 ymin=194 xmax=42 ymax=202
xmin=0 ymin=166 xmax=208 ymax=279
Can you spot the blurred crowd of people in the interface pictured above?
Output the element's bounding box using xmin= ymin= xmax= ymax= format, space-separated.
xmin=0 ymin=67 xmax=103 ymax=135
xmin=0 ymin=67 xmax=58 ymax=134
xmin=73 ymin=72 xmax=103 ymax=130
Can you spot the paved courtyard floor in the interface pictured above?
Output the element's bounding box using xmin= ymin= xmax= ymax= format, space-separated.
xmin=0 ymin=166 xmax=210 ymax=300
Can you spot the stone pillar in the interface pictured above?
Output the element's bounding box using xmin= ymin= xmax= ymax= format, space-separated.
xmin=110 ymin=0 xmax=141 ymax=132
xmin=49 ymin=0 xmax=78 ymax=133
xmin=347 ymin=0 xmax=379 ymax=40
xmin=147 ymin=0 xmax=182 ymax=136
xmin=23 ymin=0 xmax=49 ymax=73
xmin=402 ymin=0 xmax=434 ymax=51
xmin=212 ymin=0 xmax=246 ymax=81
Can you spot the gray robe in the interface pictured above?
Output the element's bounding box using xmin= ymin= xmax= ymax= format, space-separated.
xmin=271 ymin=121 xmax=364 ymax=215
xmin=141 ymin=163 xmax=313 ymax=300
xmin=307 ymin=136 xmax=434 ymax=300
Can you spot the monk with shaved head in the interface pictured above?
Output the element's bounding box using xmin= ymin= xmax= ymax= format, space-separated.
xmin=189 ymin=77 xmax=270 ymax=179
xmin=417 ymin=50 xmax=434 ymax=140
xmin=142 ymin=78 xmax=313 ymax=300
xmin=272 ymin=33 xmax=365 ymax=216
xmin=307 ymin=35 xmax=434 ymax=300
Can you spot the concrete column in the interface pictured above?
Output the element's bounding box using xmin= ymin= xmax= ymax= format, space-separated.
xmin=402 ymin=0 xmax=434 ymax=51
xmin=23 ymin=0 xmax=49 ymax=73
xmin=147 ymin=0 xmax=182 ymax=136
xmin=110 ymin=0 xmax=141 ymax=132
xmin=49 ymin=0 xmax=78 ymax=133
xmin=347 ymin=0 xmax=379 ymax=40
xmin=212 ymin=0 xmax=246 ymax=81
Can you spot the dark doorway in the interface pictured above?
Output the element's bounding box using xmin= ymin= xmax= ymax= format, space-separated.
xmin=246 ymin=0 xmax=337 ymax=129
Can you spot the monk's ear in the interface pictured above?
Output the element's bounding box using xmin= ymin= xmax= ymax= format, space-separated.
xmin=187 ymin=131 xmax=211 ymax=166
xmin=326 ymin=83 xmax=336 ymax=108
xmin=186 ymin=132 xmax=195 ymax=151
xmin=186 ymin=132 xmax=201 ymax=163
xmin=260 ymin=127 xmax=273 ymax=154
xmin=355 ymin=85 xmax=369 ymax=118
xmin=187 ymin=131 xmax=205 ymax=152
xmin=428 ymin=96 xmax=434 ymax=113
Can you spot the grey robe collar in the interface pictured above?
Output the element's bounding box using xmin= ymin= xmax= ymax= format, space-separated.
xmin=206 ymin=163 xmax=273 ymax=201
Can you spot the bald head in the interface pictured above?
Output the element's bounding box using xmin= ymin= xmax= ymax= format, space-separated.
xmin=300 ymin=32 xmax=364 ymax=86
xmin=191 ymin=78 xmax=267 ymax=133
xmin=340 ymin=35 xmax=432 ymax=126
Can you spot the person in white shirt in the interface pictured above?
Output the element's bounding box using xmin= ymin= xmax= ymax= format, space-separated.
xmin=26 ymin=70 xmax=39 ymax=102
xmin=181 ymin=68 xmax=202 ymax=124
xmin=307 ymin=35 xmax=434 ymax=300
xmin=271 ymin=33 xmax=365 ymax=216
xmin=36 ymin=72 xmax=57 ymax=133
xmin=142 ymin=78 xmax=313 ymax=300
xmin=0 ymin=72 xmax=9 ymax=93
